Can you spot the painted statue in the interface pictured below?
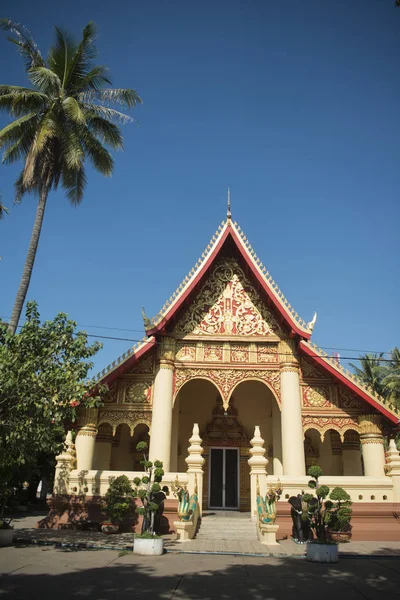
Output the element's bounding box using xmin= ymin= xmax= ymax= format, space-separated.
xmin=288 ymin=494 xmax=313 ymax=543
xmin=172 ymin=477 xmax=198 ymax=522
xmin=256 ymin=478 xmax=282 ymax=524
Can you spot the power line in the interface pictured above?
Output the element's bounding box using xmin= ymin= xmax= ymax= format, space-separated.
xmin=1 ymin=316 xmax=397 ymax=361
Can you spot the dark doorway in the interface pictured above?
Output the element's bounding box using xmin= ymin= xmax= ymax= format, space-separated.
xmin=209 ymin=448 xmax=239 ymax=509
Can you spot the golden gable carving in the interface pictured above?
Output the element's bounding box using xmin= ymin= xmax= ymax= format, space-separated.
xmin=174 ymin=258 xmax=281 ymax=337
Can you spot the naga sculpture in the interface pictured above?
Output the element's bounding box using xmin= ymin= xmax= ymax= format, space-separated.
xmin=256 ymin=477 xmax=282 ymax=524
xmin=288 ymin=493 xmax=313 ymax=543
xmin=172 ymin=477 xmax=198 ymax=522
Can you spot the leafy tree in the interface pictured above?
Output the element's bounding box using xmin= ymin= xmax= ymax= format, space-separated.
xmin=349 ymin=353 xmax=386 ymax=397
xmin=0 ymin=19 xmax=141 ymax=333
xmin=0 ymin=301 xmax=105 ymax=504
xmin=382 ymin=347 xmax=400 ymax=406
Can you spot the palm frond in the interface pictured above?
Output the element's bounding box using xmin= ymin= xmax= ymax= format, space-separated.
xmin=62 ymin=164 xmax=86 ymax=205
xmin=84 ymin=113 xmax=123 ymax=148
xmin=48 ymin=26 xmax=77 ymax=88
xmin=0 ymin=113 xmax=39 ymax=149
xmin=81 ymin=128 xmax=113 ymax=175
xmin=63 ymin=97 xmax=86 ymax=124
xmin=28 ymin=66 xmax=61 ymax=95
xmin=64 ymin=22 xmax=102 ymax=92
xmin=0 ymin=90 xmax=48 ymax=116
xmin=78 ymin=102 xmax=134 ymax=124
xmin=70 ymin=65 xmax=112 ymax=93
xmin=0 ymin=18 xmax=45 ymax=68
xmin=82 ymin=88 xmax=142 ymax=107
xmin=0 ymin=194 xmax=9 ymax=219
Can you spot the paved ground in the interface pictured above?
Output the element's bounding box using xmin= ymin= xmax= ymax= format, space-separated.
xmin=1 ymin=544 xmax=400 ymax=599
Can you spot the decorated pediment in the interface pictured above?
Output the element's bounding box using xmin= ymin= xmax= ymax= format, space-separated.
xmin=173 ymin=258 xmax=282 ymax=337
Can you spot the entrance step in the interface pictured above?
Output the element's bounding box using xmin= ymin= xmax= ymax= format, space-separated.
xmin=195 ymin=512 xmax=257 ymax=541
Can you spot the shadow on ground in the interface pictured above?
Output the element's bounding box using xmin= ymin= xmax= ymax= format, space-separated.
xmin=1 ymin=545 xmax=400 ymax=599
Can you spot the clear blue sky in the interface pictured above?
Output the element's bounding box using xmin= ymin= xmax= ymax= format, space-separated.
xmin=0 ymin=0 xmax=399 ymax=375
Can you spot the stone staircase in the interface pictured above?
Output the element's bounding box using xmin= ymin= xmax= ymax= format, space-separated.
xmin=195 ymin=511 xmax=258 ymax=541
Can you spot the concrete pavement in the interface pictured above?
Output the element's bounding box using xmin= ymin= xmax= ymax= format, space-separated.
xmin=1 ymin=544 xmax=400 ymax=599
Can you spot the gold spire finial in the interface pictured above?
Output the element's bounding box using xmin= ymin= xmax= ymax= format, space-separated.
xmin=227 ymin=187 xmax=232 ymax=221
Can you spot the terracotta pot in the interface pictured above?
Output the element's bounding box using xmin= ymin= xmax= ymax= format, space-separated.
xmin=329 ymin=530 xmax=352 ymax=543
xmin=101 ymin=522 xmax=119 ymax=534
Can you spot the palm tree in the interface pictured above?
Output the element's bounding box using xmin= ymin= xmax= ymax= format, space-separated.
xmin=382 ymin=347 xmax=400 ymax=407
xmin=350 ymin=353 xmax=386 ymax=397
xmin=0 ymin=193 xmax=8 ymax=220
xmin=0 ymin=19 xmax=141 ymax=333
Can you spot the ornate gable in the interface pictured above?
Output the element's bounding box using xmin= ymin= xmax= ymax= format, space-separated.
xmin=173 ymin=258 xmax=282 ymax=338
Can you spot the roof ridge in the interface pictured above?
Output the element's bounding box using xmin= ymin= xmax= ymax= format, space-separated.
xmin=94 ymin=335 xmax=153 ymax=382
xmin=304 ymin=340 xmax=400 ymax=417
xmin=231 ymin=221 xmax=310 ymax=332
xmin=150 ymin=220 xmax=227 ymax=326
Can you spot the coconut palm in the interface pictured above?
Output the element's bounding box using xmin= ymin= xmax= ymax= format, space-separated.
xmin=0 ymin=19 xmax=141 ymax=333
xmin=0 ymin=194 xmax=8 ymax=220
xmin=350 ymin=353 xmax=386 ymax=397
xmin=382 ymin=347 xmax=400 ymax=407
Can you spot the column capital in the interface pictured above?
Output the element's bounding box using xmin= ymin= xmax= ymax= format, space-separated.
xmin=76 ymin=408 xmax=98 ymax=438
xmin=278 ymin=339 xmax=299 ymax=367
xmin=157 ymin=336 xmax=176 ymax=369
xmin=358 ymin=414 xmax=384 ymax=444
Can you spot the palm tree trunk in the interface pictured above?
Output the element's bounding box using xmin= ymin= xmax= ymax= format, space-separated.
xmin=8 ymin=187 xmax=49 ymax=334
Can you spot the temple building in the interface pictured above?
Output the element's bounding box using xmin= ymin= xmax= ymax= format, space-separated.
xmin=52 ymin=208 xmax=400 ymax=538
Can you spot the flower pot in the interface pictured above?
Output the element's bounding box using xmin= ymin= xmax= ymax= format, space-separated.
xmin=133 ymin=537 xmax=164 ymax=556
xmin=329 ymin=531 xmax=352 ymax=543
xmin=307 ymin=541 xmax=338 ymax=563
xmin=101 ymin=523 xmax=119 ymax=534
xmin=0 ymin=528 xmax=14 ymax=547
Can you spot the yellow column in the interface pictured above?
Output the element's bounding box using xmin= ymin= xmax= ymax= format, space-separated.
xmin=272 ymin=401 xmax=283 ymax=475
xmin=279 ymin=340 xmax=306 ymax=476
xmin=75 ymin=408 xmax=99 ymax=471
xmin=149 ymin=337 xmax=175 ymax=472
xmin=358 ymin=415 xmax=386 ymax=477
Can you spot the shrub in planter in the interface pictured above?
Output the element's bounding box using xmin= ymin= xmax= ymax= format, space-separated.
xmin=102 ymin=475 xmax=135 ymax=533
xmin=302 ymin=465 xmax=352 ymax=562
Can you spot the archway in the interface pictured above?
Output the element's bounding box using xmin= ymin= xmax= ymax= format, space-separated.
xmin=229 ymin=379 xmax=282 ymax=475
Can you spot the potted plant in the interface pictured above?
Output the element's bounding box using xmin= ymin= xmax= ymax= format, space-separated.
xmin=302 ymin=465 xmax=352 ymax=563
xmin=326 ymin=487 xmax=353 ymax=543
xmin=101 ymin=475 xmax=135 ymax=533
xmin=132 ymin=441 xmax=165 ymax=556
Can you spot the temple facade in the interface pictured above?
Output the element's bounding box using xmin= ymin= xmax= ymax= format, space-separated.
xmin=54 ymin=214 xmax=400 ymax=528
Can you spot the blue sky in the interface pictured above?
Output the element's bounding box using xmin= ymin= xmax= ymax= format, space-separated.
xmin=0 ymin=0 xmax=399 ymax=375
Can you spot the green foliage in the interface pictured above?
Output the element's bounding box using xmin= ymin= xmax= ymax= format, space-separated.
xmin=308 ymin=465 xmax=323 ymax=480
xmin=0 ymin=301 xmax=105 ymax=512
xmin=134 ymin=531 xmax=161 ymax=539
xmin=303 ymin=465 xmax=353 ymax=542
xmin=136 ymin=442 xmax=148 ymax=452
xmin=350 ymin=348 xmax=400 ymax=408
xmin=0 ymin=19 xmax=141 ymax=205
xmin=103 ymin=475 xmax=134 ymax=525
xmin=132 ymin=441 xmax=165 ymax=535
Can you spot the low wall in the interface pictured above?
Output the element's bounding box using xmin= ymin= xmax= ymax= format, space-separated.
xmin=38 ymin=495 xmax=179 ymax=534
xmin=276 ymin=502 xmax=400 ymax=542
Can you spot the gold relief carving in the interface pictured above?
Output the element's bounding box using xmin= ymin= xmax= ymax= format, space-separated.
xmin=173 ymin=258 xmax=281 ymax=337
xmin=280 ymin=365 xmax=299 ymax=373
xmin=278 ymin=339 xmax=298 ymax=364
xmin=204 ymin=344 xmax=223 ymax=362
xmin=97 ymin=410 xmax=151 ymax=435
xmin=358 ymin=414 xmax=383 ymax=436
xmin=175 ymin=344 xmax=196 ymax=362
xmin=129 ymin=355 xmax=154 ymax=374
xmin=159 ymin=363 xmax=175 ymax=370
xmin=302 ymin=415 xmax=359 ymax=442
xmin=125 ymin=381 xmax=152 ymax=405
xmin=76 ymin=408 xmax=99 ymax=428
xmin=76 ymin=429 xmax=97 ymax=438
xmin=300 ymin=357 xmax=327 ymax=380
xmin=360 ymin=437 xmax=384 ymax=445
xmin=174 ymin=367 xmax=281 ymax=408
xmin=105 ymin=383 xmax=118 ymax=404
xmin=230 ymin=343 xmax=249 ymax=363
xmin=303 ymin=386 xmax=331 ymax=408
xmin=159 ymin=337 xmax=176 ymax=362
xmin=339 ymin=388 xmax=365 ymax=410
xmin=257 ymin=344 xmax=278 ymax=364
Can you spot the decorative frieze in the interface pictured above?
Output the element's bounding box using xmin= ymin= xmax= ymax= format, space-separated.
xmin=97 ymin=409 xmax=151 ymax=435
xmin=302 ymin=385 xmax=331 ymax=408
xmin=125 ymin=381 xmax=152 ymax=405
xmin=302 ymin=415 xmax=359 ymax=442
